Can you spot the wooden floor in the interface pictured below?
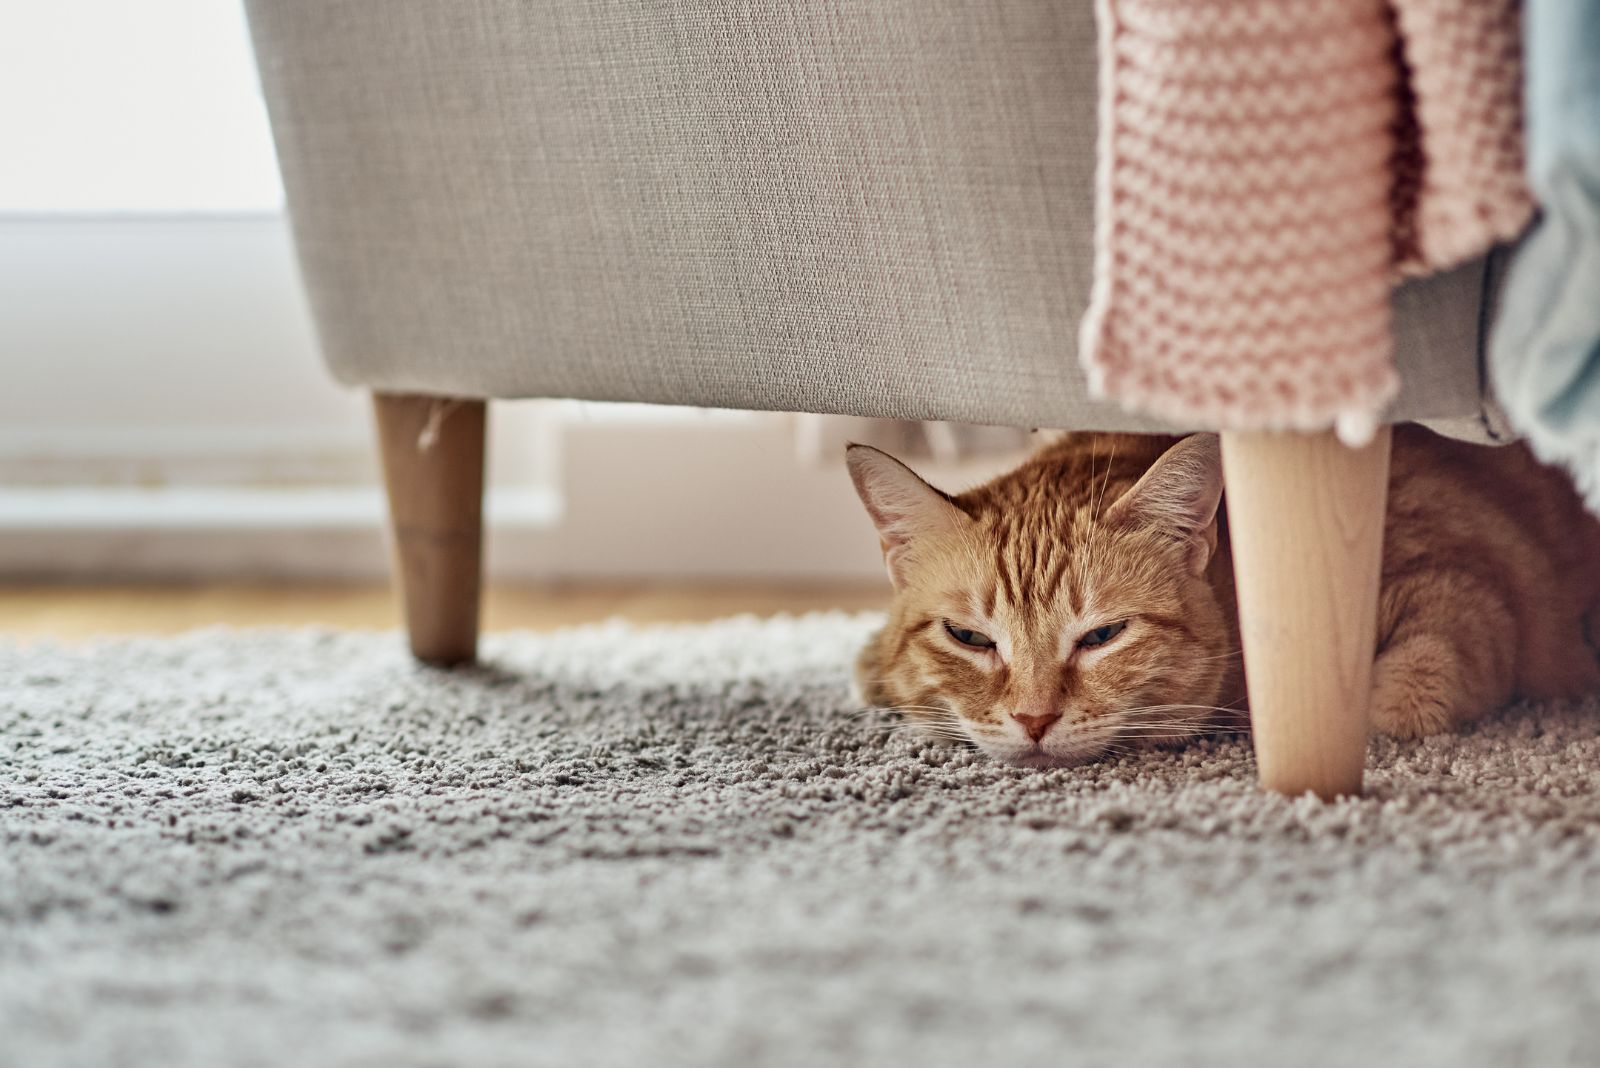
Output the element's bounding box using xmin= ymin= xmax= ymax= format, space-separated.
xmin=0 ymin=582 xmax=889 ymax=643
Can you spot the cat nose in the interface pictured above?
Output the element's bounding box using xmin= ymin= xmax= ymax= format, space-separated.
xmin=1012 ymin=711 xmax=1061 ymax=742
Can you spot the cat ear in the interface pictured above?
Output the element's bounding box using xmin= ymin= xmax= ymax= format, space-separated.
xmin=846 ymin=444 xmax=969 ymax=588
xmin=1104 ymin=434 xmax=1223 ymax=574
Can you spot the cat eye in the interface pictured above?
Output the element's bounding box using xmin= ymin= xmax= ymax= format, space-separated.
xmin=943 ymin=622 xmax=997 ymax=650
xmin=1078 ymin=621 xmax=1128 ymax=648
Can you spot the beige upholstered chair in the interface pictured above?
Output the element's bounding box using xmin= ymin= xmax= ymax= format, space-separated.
xmin=246 ymin=1 xmax=1508 ymax=798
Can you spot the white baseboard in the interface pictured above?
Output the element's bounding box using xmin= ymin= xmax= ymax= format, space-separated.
xmin=0 ymin=427 xmax=376 ymax=488
xmin=0 ymin=486 xmax=560 ymax=529
xmin=0 ymin=417 xmax=1022 ymax=582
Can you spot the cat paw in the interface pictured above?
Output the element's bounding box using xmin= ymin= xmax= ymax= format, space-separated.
xmin=1368 ymin=635 xmax=1463 ymax=739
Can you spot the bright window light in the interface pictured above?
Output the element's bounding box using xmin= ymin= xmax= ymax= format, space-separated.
xmin=0 ymin=1 xmax=284 ymax=213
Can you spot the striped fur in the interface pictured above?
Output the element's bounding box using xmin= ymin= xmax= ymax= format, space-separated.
xmin=850 ymin=426 xmax=1600 ymax=768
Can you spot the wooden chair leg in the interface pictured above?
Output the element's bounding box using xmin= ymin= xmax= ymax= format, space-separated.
xmin=372 ymin=392 xmax=487 ymax=666
xmin=1220 ymin=427 xmax=1391 ymax=799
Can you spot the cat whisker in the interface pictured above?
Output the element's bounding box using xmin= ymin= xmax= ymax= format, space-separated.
xmin=1122 ymin=701 xmax=1240 ymax=711
xmin=851 ymin=704 xmax=957 ymax=719
xmin=1092 ymin=439 xmax=1120 ymax=521
xmin=1080 ymin=439 xmax=1121 ymax=576
xmin=872 ymin=709 xmax=970 ymax=737
xmin=1109 ymin=728 xmax=1233 ymax=741
xmin=883 ymin=716 xmax=964 ymax=730
xmin=869 ymin=701 xmax=957 ymax=712
xmin=887 ymin=727 xmax=976 ymax=748
xmin=1119 ymin=703 xmax=1243 ymax=718
xmin=1107 ymin=715 xmax=1229 ymax=730
xmin=1106 ymin=713 xmax=1207 ymax=724
xmin=1109 ymin=724 xmax=1214 ymax=735
xmin=1106 ymin=726 xmax=1208 ymax=735
xmin=1114 ymin=712 xmax=1234 ymax=724
xmin=881 ymin=716 xmax=966 ymax=731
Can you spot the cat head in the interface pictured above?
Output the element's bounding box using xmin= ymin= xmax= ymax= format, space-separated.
xmin=847 ymin=434 xmax=1236 ymax=768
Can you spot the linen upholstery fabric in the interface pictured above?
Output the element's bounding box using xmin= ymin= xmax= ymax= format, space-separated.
xmin=246 ymin=0 xmax=1494 ymax=434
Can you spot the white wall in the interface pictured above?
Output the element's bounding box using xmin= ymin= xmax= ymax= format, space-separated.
xmin=0 ymin=1 xmax=282 ymax=214
xmin=0 ymin=215 xmax=359 ymax=478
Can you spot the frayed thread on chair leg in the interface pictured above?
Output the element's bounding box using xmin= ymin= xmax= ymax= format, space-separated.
xmin=416 ymin=398 xmax=463 ymax=452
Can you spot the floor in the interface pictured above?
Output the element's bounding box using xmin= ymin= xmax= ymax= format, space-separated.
xmin=0 ymin=582 xmax=890 ymax=642
xmin=10 ymin=617 xmax=1600 ymax=1066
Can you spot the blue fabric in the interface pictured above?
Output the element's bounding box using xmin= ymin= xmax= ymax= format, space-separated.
xmin=1490 ymin=0 xmax=1600 ymax=509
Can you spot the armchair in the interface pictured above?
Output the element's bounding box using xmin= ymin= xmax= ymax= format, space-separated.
xmin=246 ymin=0 xmax=1505 ymax=797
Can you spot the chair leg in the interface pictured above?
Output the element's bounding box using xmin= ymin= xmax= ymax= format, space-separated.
xmin=372 ymin=392 xmax=487 ymax=666
xmin=1220 ymin=427 xmax=1391 ymax=799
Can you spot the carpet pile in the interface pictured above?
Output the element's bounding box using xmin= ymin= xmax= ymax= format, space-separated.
xmin=4 ymin=615 xmax=1600 ymax=1067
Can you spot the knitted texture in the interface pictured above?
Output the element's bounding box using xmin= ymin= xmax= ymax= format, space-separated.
xmin=1390 ymin=0 xmax=1532 ymax=273
xmin=1081 ymin=0 xmax=1532 ymax=435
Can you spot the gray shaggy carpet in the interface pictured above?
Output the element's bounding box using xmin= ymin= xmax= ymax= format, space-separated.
xmin=4 ymin=615 xmax=1600 ymax=1068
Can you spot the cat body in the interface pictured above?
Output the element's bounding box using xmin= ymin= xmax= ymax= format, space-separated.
xmin=849 ymin=425 xmax=1600 ymax=768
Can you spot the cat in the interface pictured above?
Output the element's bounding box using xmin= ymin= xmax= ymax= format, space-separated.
xmin=848 ymin=425 xmax=1600 ymax=768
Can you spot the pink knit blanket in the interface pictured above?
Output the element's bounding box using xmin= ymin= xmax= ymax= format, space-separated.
xmin=1079 ymin=0 xmax=1532 ymax=440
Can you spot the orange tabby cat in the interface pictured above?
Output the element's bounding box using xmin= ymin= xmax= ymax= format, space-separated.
xmin=849 ymin=425 xmax=1600 ymax=768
